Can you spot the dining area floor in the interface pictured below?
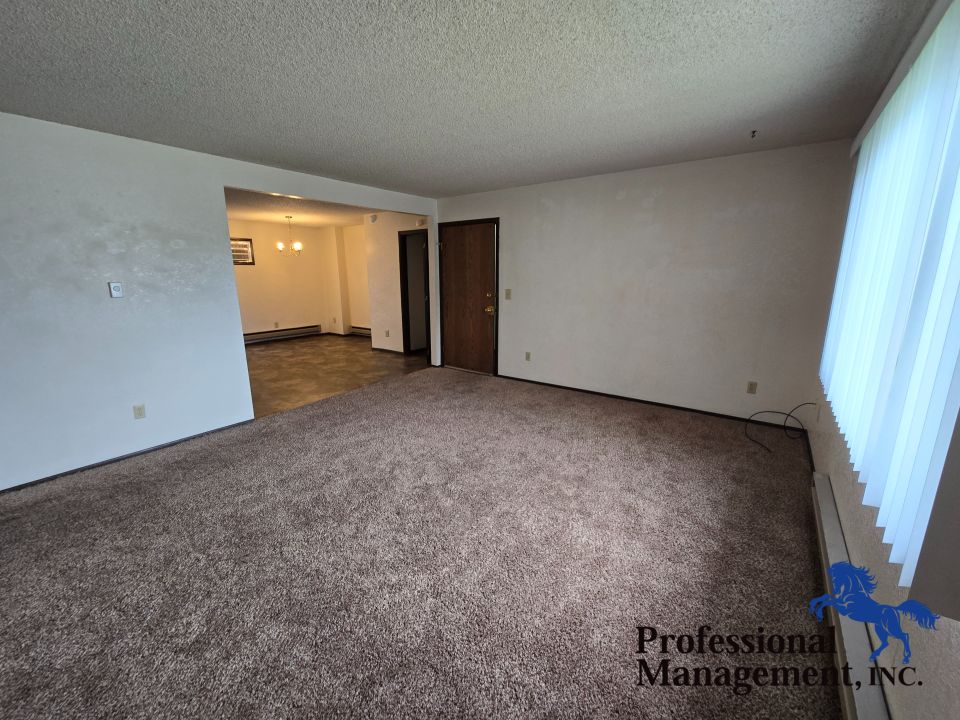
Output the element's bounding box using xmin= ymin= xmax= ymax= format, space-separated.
xmin=244 ymin=334 xmax=430 ymax=416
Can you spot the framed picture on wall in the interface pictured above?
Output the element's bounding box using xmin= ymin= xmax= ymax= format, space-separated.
xmin=231 ymin=238 xmax=255 ymax=265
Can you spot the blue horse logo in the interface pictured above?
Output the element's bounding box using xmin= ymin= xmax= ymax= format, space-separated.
xmin=809 ymin=562 xmax=938 ymax=664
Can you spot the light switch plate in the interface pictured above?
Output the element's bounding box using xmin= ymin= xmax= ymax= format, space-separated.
xmin=108 ymin=282 xmax=124 ymax=298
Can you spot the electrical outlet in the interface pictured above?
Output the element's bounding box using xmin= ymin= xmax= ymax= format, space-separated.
xmin=525 ymin=351 xmax=531 ymax=361
xmin=133 ymin=404 xmax=146 ymax=420
xmin=385 ymin=329 xmax=390 ymax=338
xmin=505 ymin=289 xmax=512 ymax=300
xmin=332 ymin=317 xmax=337 ymax=324
xmin=274 ymin=321 xmax=279 ymax=329
xmin=108 ymin=282 xmax=124 ymax=298
xmin=746 ymin=381 xmax=758 ymax=394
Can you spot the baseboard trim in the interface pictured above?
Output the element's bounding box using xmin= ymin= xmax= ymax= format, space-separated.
xmin=811 ymin=472 xmax=890 ymax=720
xmin=244 ymin=325 xmax=321 ymax=344
xmin=0 ymin=419 xmax=253 ymax=496
xmin=496 ymin=373 xmax=811 ymax=432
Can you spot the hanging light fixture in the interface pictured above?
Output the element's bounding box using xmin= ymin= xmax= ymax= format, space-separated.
xmin=276 ymin=215 xmax=303 ymax=255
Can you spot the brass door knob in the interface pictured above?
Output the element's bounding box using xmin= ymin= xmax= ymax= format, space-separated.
xmin=484 ymin=305 xmax=496 ymax=315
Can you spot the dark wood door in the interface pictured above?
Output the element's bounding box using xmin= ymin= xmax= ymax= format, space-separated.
xmin=440 ymin=220 xmax=497 ymax=374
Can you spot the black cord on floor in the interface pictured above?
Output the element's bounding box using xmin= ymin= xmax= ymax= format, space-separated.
xmin=745 ymin=402 xmax=817 ymax=453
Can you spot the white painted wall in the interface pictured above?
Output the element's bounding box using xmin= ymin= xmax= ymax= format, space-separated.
xmin=438 ymin=141 xmax=852 ymax=419
xmin=342 ymin=224 xmax=371 ymax=329
xmin=364 ymin=212 xmax=428 ymax=352
xmin=228 ymin=219 xmax=344 ymax=335
xmin=0 ymin=112 xmax=435 ymax=491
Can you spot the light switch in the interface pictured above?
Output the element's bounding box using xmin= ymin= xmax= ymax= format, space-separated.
xmin=108 ymin=282 xmax=124 ymax=298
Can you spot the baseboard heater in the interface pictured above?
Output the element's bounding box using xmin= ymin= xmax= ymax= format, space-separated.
xmin=811 ymin=472 xmax=890 ymax=720
xmin=351 ymin=326 xmax=372 ymax=337
xmin=244 ymin=325 xmax=322 ymax=344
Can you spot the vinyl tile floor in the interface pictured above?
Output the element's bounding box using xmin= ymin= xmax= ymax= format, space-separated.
xmin=244 ymin=334 xmax=430 ymax=417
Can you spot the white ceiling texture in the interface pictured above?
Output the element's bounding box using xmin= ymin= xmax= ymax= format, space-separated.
xmin=0 ymin=1 xmax=934 ymax=197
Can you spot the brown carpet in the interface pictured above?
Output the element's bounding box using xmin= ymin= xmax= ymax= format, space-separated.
xmin=0 ymin=369 xmax=838 ymax=719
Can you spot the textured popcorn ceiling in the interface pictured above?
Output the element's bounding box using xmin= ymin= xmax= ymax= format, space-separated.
xmin=224 ymin=188 xmax=371 ymax=227
xmin=0 ymin=1 xmax=934 ymax=197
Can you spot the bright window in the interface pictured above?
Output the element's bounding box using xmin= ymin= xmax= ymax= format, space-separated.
xmin=821 ymin=1 xmax=960 ymax=586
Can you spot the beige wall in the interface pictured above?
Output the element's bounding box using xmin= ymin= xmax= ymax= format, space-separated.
xmin=343 ymin=224 xmax=371 ymax=329
xmin=807 ymin=392 xmax=960 ymax=720
xmin=229 ymin=215 xmax=421 ymax=348
xmin=228 ymin=219 xmax=346 ymax=335
xmin=364 ymin=212 xmax=427 ymax=352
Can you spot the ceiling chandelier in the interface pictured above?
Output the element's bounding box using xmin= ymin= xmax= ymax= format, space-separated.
xmin=276 ymin=215 xmax=303 ymax=255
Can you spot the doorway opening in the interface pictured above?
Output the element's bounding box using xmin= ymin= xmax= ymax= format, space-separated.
xmin=223 ymin=187 xmax=432 ymax=416
xmin=399 ymin=229 xmax=430 ymax=358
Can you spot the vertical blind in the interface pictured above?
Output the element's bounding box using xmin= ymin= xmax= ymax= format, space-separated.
xmin=821 ymin=0 xmax=960 ymax=587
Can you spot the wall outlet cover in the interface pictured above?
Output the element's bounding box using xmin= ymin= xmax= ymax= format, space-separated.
xmin=746 ymin=381 xmax=758 ymax=394
xmin=108 ymin=282 xmax=124 ymax=298
xmin=505 ymin=288 xmax=512 ymax=300
xmin=525 ymin=351 xmax=531 ymax=361
xmin=133 ymin=404 xmax=146 ymax=420
xmin=385 ymin=329 xmax=390 ymax=337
